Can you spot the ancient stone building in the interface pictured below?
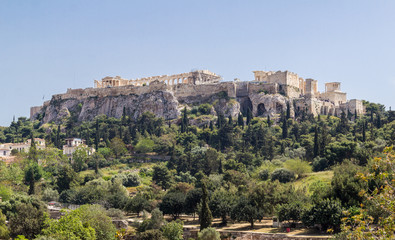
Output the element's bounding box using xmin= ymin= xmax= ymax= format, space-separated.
xmin=30 ymin=69 xmax=365 ymax=124
xmin=94 ymin=70 xmax=221 ymax=88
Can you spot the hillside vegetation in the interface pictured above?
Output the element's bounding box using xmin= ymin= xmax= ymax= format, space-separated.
xmin=0 ymin=100 xmax=394 ymax=239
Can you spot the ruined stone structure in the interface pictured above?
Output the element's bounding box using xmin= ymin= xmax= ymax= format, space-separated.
xmin=94 ymin=70 xmax=221 ymax=88
xmin=30 ymin=69 xmax=365 ymax=125
xmin=252 ymin=70 xmax=362 ymax=114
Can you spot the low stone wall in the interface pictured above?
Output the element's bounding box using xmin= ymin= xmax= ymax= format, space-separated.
xmin=183 ymin=229 xmax=331 ymax=240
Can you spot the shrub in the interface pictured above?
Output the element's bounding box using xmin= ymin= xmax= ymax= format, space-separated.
xmin=161 ymin=220 xmax=183 ymax=240
xmin=258 ymin=169 xmax=269 ymax=181
xmin=135 ymin=138 xmax=155 ymax=153
xmin=42 ymin=188 xmax=59 ymax=202
xmin=198 ymin=227 xmax=220 ymax=240
xmin=198 ymin=104 xmax=212 ymax=115
xmin=284 ymin=159 xmax=311 ymax=178
xmin=270 ymin=168 xmax=295 ymax=183
xmin=312 ymin=157 xmax=329 ymax=172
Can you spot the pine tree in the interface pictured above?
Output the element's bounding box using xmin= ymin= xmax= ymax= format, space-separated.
xmin=200 ymin=182 xmax=212 ymax=230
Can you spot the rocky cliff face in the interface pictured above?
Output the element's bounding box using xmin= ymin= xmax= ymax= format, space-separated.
xmin=31 ymin=80 xmax=339 ymax=124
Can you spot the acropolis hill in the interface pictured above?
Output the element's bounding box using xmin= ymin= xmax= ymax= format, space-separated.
xmin=30 ymin=70 xmax=364 ymax=124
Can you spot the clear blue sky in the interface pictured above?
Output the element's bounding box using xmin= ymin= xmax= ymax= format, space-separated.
xmin=1 ymin=0 xmax=394 ymax=126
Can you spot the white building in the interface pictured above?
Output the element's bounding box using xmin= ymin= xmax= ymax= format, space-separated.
xmin=63 ymin=138 xmax=95 ymax=160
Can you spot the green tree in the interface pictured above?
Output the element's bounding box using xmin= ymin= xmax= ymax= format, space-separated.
xmin=209 ymin=188 xmax=235 ymax=225
xmin=199 ymin=182 xmax=212 ymax=230
xmin=340 ymin=147 xmax=395 ymax=239
xmin=198 ymin=227 xmax=220 ymax=240
xmin=302 ymin=199 xmax=343 ymax=232
xmin=74 ymin=205 xmax=117 ymax=240
xmin=109 ymin=137 xmax=127 ymax=158
xmin=9 ymin=202 xmax=48 ymax=239
xmin=230 ymin=196 xmax=260 ymax=229
xmin=0 ymin=211 xmax=9 ymax=240
xmin=42 ymin=209 xmax=96 ymax=240
xmin=161 ymin=220 xmax=183 ymax=240
xmin=159 ymin=192 xmax=185 ymax=219
xmin=24 ymin=162 xmax=42 ymax=195
xmin=152 ymin=164 xmax=172 ymax=190
xmin=124 ymin=194 xmax=151 ymax=217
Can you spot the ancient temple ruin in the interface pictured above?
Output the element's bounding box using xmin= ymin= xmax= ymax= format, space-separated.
xmin=94 ymin=70 xmax=221 ymax=88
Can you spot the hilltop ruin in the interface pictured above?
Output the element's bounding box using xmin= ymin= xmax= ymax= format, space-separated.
xmin=30 ymin=70 xmax=364 ymax=124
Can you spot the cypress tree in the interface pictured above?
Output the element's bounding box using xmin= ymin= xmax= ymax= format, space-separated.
xmin=362 ymin=121 xmax=366 ymax=142
xmin=237 ymin=113 xmax=244 ymax=127
xmin=95 ymin=119 xmax=99 ymax=151
xmin=282 ymin=115 xmax=288 ymax=139
xmin=56 ymin=125 xmax=61 ymax=149
xmin=28 ymin=134 xmax=38 ymax=163
xmin=267 ymin=115 xmax=271 ymax=127
xmin=209 ymin=121 xmax=214 ymax=131
xmin=313 ymin=126 xmax=319 ymax=158
xmin=200 ymin=182 xmax=212 ymax=230
xmin=228 ymin=115 xmax=233 ymax=126
xmin=286 ymin=101 xmax=291 ymax=119
xmin=354 ymin=109 xmax=358 ymax=121
xmin=246 ymin=108 xmax=253 ymax=125
xmin=376 ymin=114 xmax=382 ymax=128
xmin=181 ymin=107 xmax=188 ymax=133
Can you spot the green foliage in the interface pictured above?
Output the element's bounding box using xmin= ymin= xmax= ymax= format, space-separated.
xmin=137 ymin=229 xmax=164 ymax=240
xmin=302 ymin=198 xmax=343 ymax=232
xmin=159 ymin=192 xmax=185 ymax=219
xmin=161 ymin=220 xmax=183 ymax=240
xmin=270 ymin=168 xmax=295 ymax=183
xmin=209 ymin=188 xmax=235 ymax=224
xmin=277 ymin=201 xmax=306 ymax=223
xmin=124 ymin=194 xmax=151 ymax=217
xmin=331 ymin=161 xmax=366 ymax=207
xmin=198 ymin=104 xmax=212 ymax=115
xmin=42 ymin=209 xmax=96 ymax=240
xmin=0 ymin=211 xmax=10 ymax=240
xmin=283 ymin=159 xmax=311 ymax=178
xmin=73 ymin=205 xmax=117 ymax=240
xmin=198 ymin=227 xmax=220 ymax=240
xmin=199 ymin=182 xmax=212 ymax=230
xmin=135 ymin=138 xmax=155 ymax=153
xmin=110 ymin=137 xmax=127 ymax=158
xmin=152 ymin=164 xmax=173 ymax=190
xmin=9 ymin=201 xmax=48 ymax=239
xmin=24 ymin=162 xmax=43 ymax=195
xmin=230 ymin=196 xmax=261 ymax=229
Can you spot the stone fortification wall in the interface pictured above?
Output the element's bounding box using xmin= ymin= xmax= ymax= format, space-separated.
xmin=247 ymin=82 xmax=279 ymax=95
xmin=171 ymin=82 xmax=236 ymax=104
xmin=30 ymin=78 xmax=364 ymax=124
xmin=183 ymin=229 xmax=331 ymax=240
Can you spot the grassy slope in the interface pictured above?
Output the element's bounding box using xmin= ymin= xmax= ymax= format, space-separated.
xmin=292 ymin=170 xmax=333 ymax=193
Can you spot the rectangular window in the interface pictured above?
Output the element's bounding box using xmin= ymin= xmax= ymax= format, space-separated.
xmin=3 ymin=151 xmax=6 ymax=156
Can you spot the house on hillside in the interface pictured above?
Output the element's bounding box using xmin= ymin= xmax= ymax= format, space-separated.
xmin=63 ymin=138 xmax=95 ymax=160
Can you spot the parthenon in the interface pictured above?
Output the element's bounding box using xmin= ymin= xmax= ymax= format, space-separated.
xmin=94 ymin=70 xmax=221 ymax=88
